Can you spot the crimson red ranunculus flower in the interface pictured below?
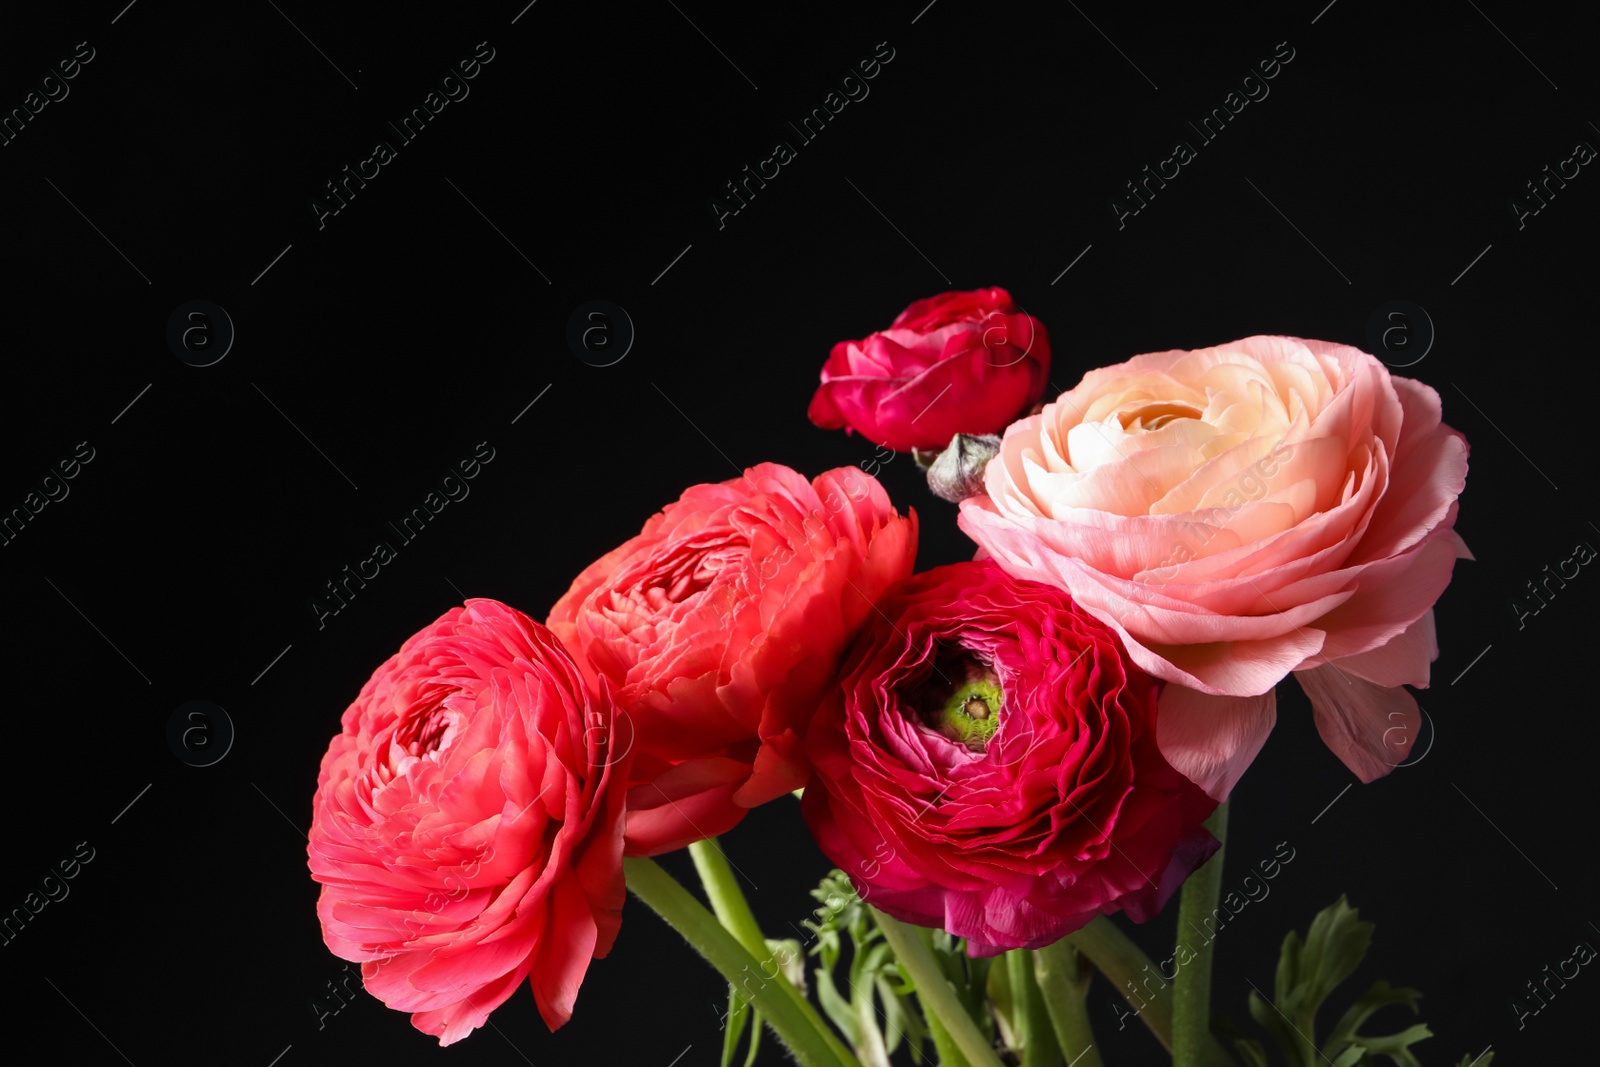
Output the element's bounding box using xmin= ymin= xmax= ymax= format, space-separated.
xmin=801 ymin=561 xmax=1217 ymax=955
xmin=548 ymin=463 xmax=917 ymax=856
xmin=308 ymin=599 xmax=628 ymax=1044
xmin=807 ymin=287 xmax=1051 ymax=453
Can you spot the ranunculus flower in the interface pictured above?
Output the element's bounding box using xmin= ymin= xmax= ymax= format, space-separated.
xmin=958 ymin=336 xmax=1471 ymax=797
xmin=308 ymin=599 xmax=628 ymax=1045
xmin=807 ymin=287 xmax=1051 ymax=453
xmin=548 ymin=463 xmax=917 ymax=856
xmin=801 ymin=560 xmax=1218 ymax=955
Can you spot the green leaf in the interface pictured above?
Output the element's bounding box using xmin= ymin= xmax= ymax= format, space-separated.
xmin=1454 ymin=1055 xmax=1493 ymax=1067
xmin=1323 ymin=980 xmax=1422 ymax=1060
xmin=1297 ymin=897 xmax=1374 ymax=1013
xmin=741 ymin=1010 xmax=763 ymax=1067
xmin=858 ymin=939 xmax=894 ymax=987
xmin=924 ymin=931 xmax=995 ymax=1040
xmin=765 ymin=938 xmax=806 ymax=993
xmin=1345 ymin=1022 xmax=1432 ymax=1065
xmin=720 ymin=985 xmax=750 ymax=1067
xmin=1232 ymin=1037 xmax=1271 ymax=1067
xmin=1245 ymin=898 xmax=1443 ymax=1067
xmin=1320 ymin=980 xmax=1432 ymax=1065
xmin=879 ymin=971 xmax=930 ymax=1058
xmin=1247 ymin=985 xmax=1305 ymax=1066
xmin=1329 ymin=1047 xmax=1365 ymax=1067
xmin=814 ymin=968 xmax=858 ymax=1046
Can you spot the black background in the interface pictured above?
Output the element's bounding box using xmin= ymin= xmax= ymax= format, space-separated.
xmin=0 ymin=1 xmax=1593 ymax=1064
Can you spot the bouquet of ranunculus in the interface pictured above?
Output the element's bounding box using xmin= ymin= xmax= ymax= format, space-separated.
xmin=307 ymin=288 xmax=1478 ymax=1066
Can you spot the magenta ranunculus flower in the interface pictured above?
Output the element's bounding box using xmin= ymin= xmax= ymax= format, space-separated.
xmin=807 ymin=287 xmax=1051 ymax=453
xmin=959 ymin=336 xmax=1471 ymax=797
xmin=308 ymin=599 xmax=629 ymax=1045
xmin=800 ymin=560 xmax=1218 ymax=956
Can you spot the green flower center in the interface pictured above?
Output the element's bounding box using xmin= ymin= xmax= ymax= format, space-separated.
xmin=923 ymin=660 xmax=1003 ymax=753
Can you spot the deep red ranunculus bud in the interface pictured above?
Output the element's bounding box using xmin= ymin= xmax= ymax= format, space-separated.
xmin=807 ymin=287 xmax=1051 ymax=453
xmin=801 ymin=561 xmax=1218 ymax=955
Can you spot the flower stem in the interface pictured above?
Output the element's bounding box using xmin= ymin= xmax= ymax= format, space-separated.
xmin=688 ymin=839 xmax=770 ymax=957
xmin=1032 ymin=940 xmax=1104 ymax=1067
xmin=683 ymin=840 xmax=860 ymax=1067
xmin=911 ymin=926 xmax=971 ymax=1067
xmin=1064 ymin=915 xmax=1175 ymax=1050
xmin=1007 ymin=948 xmax=1061 ymax=1067
xmin=624 ymin=856 xmax=859 ymax=1067
xmin=870 ymin=907 xmax=1006 ymax=1067
xmin=1173 ymin=801 xmax=1230 ymax=1067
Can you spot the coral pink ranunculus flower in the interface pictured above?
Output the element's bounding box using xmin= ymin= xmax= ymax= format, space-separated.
xmin=958 ymin=336 xmax=1471 ymax=797
xmin=548 ymin=463 xmax=917 ymax=856
xmin=308 ymin=599 xmax=628 ymax=1045
xmin=807 ymin=287 xmax=1051 ymax=453
xmin=801 ymin=560 xmax=1218 ymax=955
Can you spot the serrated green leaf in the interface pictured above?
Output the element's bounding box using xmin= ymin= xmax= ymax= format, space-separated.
xmin=1248 ymin=987 xmax=1306 ymax=1065
xmin=858 ymin=939 xmax=894 ymax=985
xmin=1276 ymin=929 xmax=1304 ymax=1008
xmin=1329 ymin=1047 xmax=1365 ymax=1067
xmin=1299 ymin=897 xmax=1374 ymax=1014
xmin=1350 ymin=1022 xmax=1431 ymax=1059
xmin=1323 ymin=980 xmax=1422 ymax=1057
xmin=1244 ymin=898 xmax=1466 ymax=1067
xmin=879 ymin=976 xmax=905 ymax=1055
xmin=815 ymin=968 xmax=858 ymax=1046
xmin=1233 ymin=1037 xmax=1271 ymax=1067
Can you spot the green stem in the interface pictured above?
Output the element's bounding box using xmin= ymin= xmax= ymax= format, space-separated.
xmin=912 ymin=927 xmax=970 ymax=1067
xmin=1173 ymin=801 xmax=1230 ymax=1067
xmin=871 ymin=908 xmax=1006 ymax=1067
xmin=1059 ymin=914 xmax=1236 ymax=1066
xmin=1007 ymin=949 xmax=1060 ymax=1067
xmin=688 ymin=839 xmax=771 ymax=956
xmin=683 ymin=841 xmax=860 ymax=1067
xmin=853 ymin=982 xmax=893 ymax=1067
xmin=1033 ymin=940 xmax=1104 ymax=1067
xmin=1065 ymin=915 xmax=1175 ymax=1050
xmin=624 ymin=857 xmax=858 ymax=1067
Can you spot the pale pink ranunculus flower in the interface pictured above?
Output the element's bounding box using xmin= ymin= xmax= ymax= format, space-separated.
xmin=958 ymin=336 xmax=1470 ymax=797
xmin=308 ymin=599 xmax=628 ymax=1045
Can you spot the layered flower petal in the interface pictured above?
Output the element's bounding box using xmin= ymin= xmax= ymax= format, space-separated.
xmin=801 ymin=561 xmax=1218 ymax=955
xmin=1296 ymin=664 xmax=1420 ymax=782
xmin=959 ymin=336 xmax=1469 ymax=789
xmin=548 ymin=463 xmax=917 ymax=855
xmin=308 ymin=599 xmax=629 ymax=1044
xmin=808 ymin=288 xmax=1051 ymax=452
